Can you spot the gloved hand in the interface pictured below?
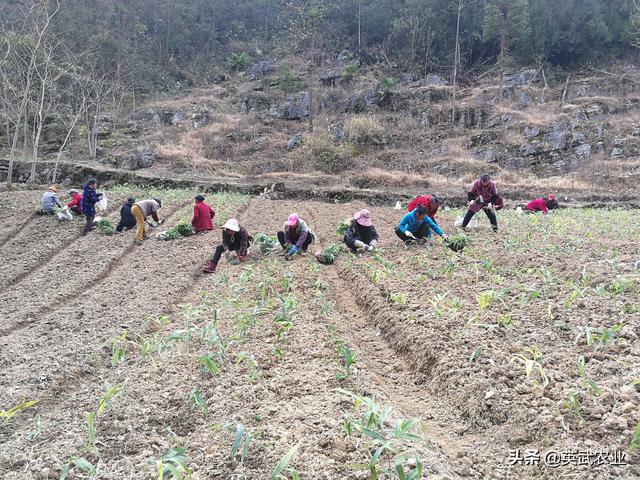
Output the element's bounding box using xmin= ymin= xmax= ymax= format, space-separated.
xmin=405 ymin=231 xmax=416 ymax=239
xmin=441 ymin=234 xmax=448 ymax=240
xmin=287 ymin=245 xmax=299 ymax=256
xmin=157 ymin=218 xmax=164 ymax=225
xmin=365 ymin=244 xmax=374 ymax=252
xmin=370 ymin=239 xmax=378 ymax=248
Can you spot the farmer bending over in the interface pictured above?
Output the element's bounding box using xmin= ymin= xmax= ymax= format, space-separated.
xmin=344 ymin=209 xmax=378 ymax=253
xmin=395 ymin=204 xmax=447 ymax=244
xmin=407 ymin=195 xmax=443 ymax=223
xmin=191 ymin=195 xmax=215 ymax=233
xmin=277 ymin=213 xmax=315 ymax=257
xmin=116 ymin=198 xmax=136 ymax=232
xmin=40 ymin=186 xmax=62 ymax=214
xmin=80 ymin=179 xmax=103 ymax=236
xmin=66 ymin=189 xmax=83 ymax=215
xmin=132 ymin=198 xmax=163 ymax=245
xmin=203 ymin=218 xmax=251 ymax=273
xmin=461 ymin=173 xmax=500 ymax=232
xmin=526 ymin=194 xmax=558 ymax=214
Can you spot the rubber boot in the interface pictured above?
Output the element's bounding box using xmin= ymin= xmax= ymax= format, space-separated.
xmin=203 ymin=261 xmax=217 ymax=273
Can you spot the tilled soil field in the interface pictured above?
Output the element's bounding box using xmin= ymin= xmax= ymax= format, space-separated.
xmin=0 ymin=188 xmax=638 ymax=480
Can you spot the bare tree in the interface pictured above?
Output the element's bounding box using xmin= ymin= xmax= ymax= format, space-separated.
xmin=3 ymin=0 xmax=60 ymax=186
xmin=287 ymin=0 xmax=329 ymax=134
xmin=451 ymin=0 xmax=464 ymax=124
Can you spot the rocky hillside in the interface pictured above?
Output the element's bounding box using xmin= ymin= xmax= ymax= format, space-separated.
xmin=5 ymin=58 xmax=640 ymax=203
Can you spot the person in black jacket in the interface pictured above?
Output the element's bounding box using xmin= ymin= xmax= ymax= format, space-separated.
xmin=343 ymin=209 xmax=379 ymax=253
xmin=116 ymin=198 xmax=136 ymax=232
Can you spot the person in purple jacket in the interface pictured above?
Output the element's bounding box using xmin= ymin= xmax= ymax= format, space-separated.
xmin=461 ymin=173 xmax=500 ymax=232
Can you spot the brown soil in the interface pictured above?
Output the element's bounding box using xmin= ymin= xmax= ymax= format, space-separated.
xmin=0 ymin=190 xmax=638 ymax=479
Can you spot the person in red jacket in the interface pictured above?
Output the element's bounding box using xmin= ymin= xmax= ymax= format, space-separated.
xmin=407 ymin=195 xmax=443 ymax=221
xmin=526 ymin=194 xmax=558 ymax=214
xmin=191 ymin=195 xmax=215 ymax=232
xmin=66 ymin=189 xmax=82 ymax=215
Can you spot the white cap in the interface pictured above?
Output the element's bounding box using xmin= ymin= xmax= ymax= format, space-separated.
xmin=222 ymin=218 xmax=240 ymax=232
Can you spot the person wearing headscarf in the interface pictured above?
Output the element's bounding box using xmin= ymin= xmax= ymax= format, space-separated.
xmin=191 ymin=195 xmax=215 ymax=232
xmin=344 ymin=209 xmax=379 ymax=253
xmin=203 ymin=218 xmax=251 ymax=273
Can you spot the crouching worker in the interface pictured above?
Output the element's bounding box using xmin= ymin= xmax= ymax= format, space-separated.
xmin=191 ymin=195 xmax=215 ymax=233
xmin=132 ymin=198 xmax=163 ymax=245
xmin=344 ymin=209 xmax=378 ymax=253
xmin=116 ymin=198 xmax=136 ymax=232
xmin=277 ymin=213 xmax=315 ymax=257
xmin=526 ymin=194 xmax=558 ymax=214
xmin=462 ymin=173 xmax=500 ymax=232
xmin=40 ymin=186 xmax=62 ymax=214
xmin=395 ymin=204 xmax=447 ymax=244
xmin=407 ymin=195 xmax=443 ymax=222
xmin=203 ymin=218 xmax=251 ymax=273
xmin=67 ymin=189 xmax=83 ymax=215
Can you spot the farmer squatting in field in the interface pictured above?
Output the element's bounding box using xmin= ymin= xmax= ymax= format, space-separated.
xmin=407 ymin=194 xmax=443 ymax=223
xmin=278 ymin=213 xmax=316 ymax=259
xmin=395 ymin=204 xmax=448 ymax=245
xmin=203 ymin=218 xmax=251 ymax=273
xmin=343 ymin=209 xmax=379 ymax=253
xmin=40 ymin=186 xmax=62 ymax=214
xmin=66 ymin=189 xmax=82 ymax=215
xmin=191 ymin=195 xmax=216 ymax=233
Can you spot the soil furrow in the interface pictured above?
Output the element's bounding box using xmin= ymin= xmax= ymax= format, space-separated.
xmin=0 ymin=213 xmax=36 ymax=249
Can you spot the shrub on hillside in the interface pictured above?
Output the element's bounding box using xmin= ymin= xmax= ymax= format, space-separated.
xmin=309 ymin=136 xmax=354 ymax=173
xmin=278 ymin=65 xmax=303 ymax=93
xmin=344 ymin=115 xmax=384 ymax=146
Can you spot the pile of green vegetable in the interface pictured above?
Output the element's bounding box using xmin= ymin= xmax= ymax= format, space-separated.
xmin=336 ymin=219 xmax=351 ymax=235
xmin=254 ymin=233 xmax=278 ymax=254
xmin=96 ymin=218 xmax=115 ymax=235
xmin=158 ymin=221 xmax=194 ymax=241
xmin=315 ymin=243 xmax=345 ymax=265
xmin=445 ymin=232 xmax=470 ymax=252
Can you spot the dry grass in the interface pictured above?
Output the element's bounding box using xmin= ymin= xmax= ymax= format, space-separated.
xmin=344 ymin=115 xmax=384 ymax=145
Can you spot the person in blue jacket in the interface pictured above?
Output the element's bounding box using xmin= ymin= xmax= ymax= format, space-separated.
xmin=395 ymin=204 xmax=448 ymax=244
xmin=80 ymin=178 xmax=103 ymax=236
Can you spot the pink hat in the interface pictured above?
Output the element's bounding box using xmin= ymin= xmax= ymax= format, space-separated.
xmin=548 ymin=193 xmax=555 ymax=200
xmin=287 ymin=213 xmax=299 ymax=226
xmin=354 ymin=209 xmax=373 ymax=227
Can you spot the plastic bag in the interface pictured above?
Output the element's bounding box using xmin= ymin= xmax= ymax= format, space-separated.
xmin=454 ymin=216 xmax=477 ymax=228
xmin=57 ymin=207 xmax=73 ymax=221
xmin=95 ymin=192 xmax=108 ymax=212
